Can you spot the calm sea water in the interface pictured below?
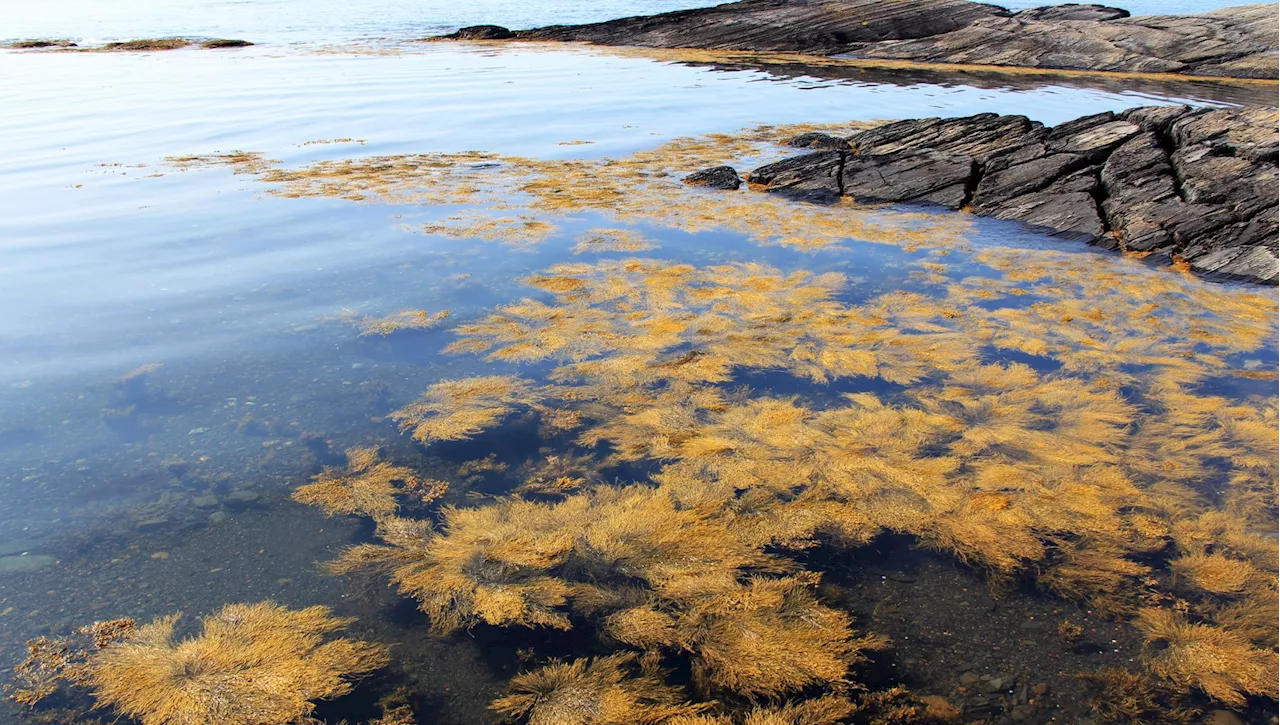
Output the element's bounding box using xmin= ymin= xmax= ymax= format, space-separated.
xmin=0 ymin=1 xmax=1276 ymax=724
xmin=2 ymin=0 xmax=1254 ymax=45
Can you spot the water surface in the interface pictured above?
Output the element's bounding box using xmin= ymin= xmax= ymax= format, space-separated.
xmin=1 ymin=5 xmax=1277 ymax=725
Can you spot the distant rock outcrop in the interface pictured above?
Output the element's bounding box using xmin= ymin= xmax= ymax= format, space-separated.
xmin=437 ymin=0 xmax=1279 ymax=80
xmin=742 ymin=107 xmax=1279 ymax=283
xmin=845 ymin=4 xmax=1279 ymax=79
xmin=516 ymin=0 xmax=1001 ymax=55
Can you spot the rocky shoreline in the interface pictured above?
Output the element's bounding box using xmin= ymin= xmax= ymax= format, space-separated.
xmin=439 ymin=0 xmax=1279 ymax=80
xmin=696 ymin=106 xmax=1278 ymax=284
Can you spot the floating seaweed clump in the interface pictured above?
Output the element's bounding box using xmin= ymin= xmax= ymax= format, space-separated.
xmin=9 ymin=603 xmax=388 ymax=725
xmin=313 ymin=482 xmax=884 ymax=700
xmin=160 ymin=123 xmax=973 ymax=251
xmin=390 ymin=375 xmax=537 ymax=443
xmin=6 ymin=619 xmax=137 ymax=707
xmin=87 ymin=602 xmax=388 ymax=725
xmin=341 ymin=308 xmax=450 ymax=336
xmin=1134 ymin=607 xmax=1278 ymax=707
xmin=668 ymin=695 xmax=855 ymax=725
xmin=164 ymin=151 xmax=276 ymax=175
xmin=491 ymin=653 xmax=708 ymax=725
xmin=292 ymin=446 xmax=444 ymax=520
xmin=572 ymin=228 xmax=658 ymax=255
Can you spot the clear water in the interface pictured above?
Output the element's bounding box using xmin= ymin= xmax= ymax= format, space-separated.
xmin=0 ymin=2 xmax=1276 ymax=724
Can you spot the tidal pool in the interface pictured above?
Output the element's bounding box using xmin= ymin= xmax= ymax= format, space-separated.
xmin=0 ymin=23 xmax=1276 ymax=725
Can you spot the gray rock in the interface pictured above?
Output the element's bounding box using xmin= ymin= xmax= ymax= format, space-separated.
xmin=786 ymin=132 xmax=851 ymax=150
xmin=744 ymin=106 xmax=1277 ymax=283
xmin=973 ymin=153 xmax=1085 ymax=209
xmin=192 ymin=494 xmax=220 ymax=508
xmin=225 ymin=490 xmax=261 ymax=508
xmin=442 ymin=0 xmax=1277 ymax=79
xmin=684 ymin=165 xmax=742 ymax=190
xmin=854 ymin=114 xmax=1038 ymax=162
xmin=1012 ymin=4 xmax=1129 ymax=21
xmin=135 ymin=517 xmax=168 ymax=533
xmin=842 ymin=151 xmax=974 ymax=207
xmin=0 ymin=539 xmax=42 ymax=557
xmin=513 ymin=0 xmax=1003 ymax=55
xmin=445 ymin=25 xmax=516 ymax=40
xmin=0 ymin=554 xmax=56 ymax=573
xmin=844 ymin=4 xmax=1279 ymax=79
xmin=748 ymin=152 xmax=843 ymax=202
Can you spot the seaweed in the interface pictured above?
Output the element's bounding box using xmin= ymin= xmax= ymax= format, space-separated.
xmin=491 ymin=653 xmax=708 ymax=724
xmin=9 ymin=603 xmax=387 ymax=725
xmin=292 ymin=446 xmax=443 ymax=520
xmin=1078 ymin=667 xmax=1201 ymax=725
xmin=341 ymin=309 xmax=450 ymax=336
xmin=1135 ymin=607 xmax=1278 ymax=707
xmin=390 ymin=375 xmax=537 ymax=443
xmin=85 ymin=602 xmax=388 ymax=725
xmin=245 ymin=120 xmax=1280 ymax=716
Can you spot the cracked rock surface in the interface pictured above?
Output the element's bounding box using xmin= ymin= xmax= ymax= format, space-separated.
xmin=743 ymin=107 xmax=1278 ymax=283
xmin=443 ymin=0 xmax=1279 ymax=80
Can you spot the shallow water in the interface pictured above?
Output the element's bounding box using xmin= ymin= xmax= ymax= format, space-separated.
xmin=1 ymin=3 xmax=1277 ymax=724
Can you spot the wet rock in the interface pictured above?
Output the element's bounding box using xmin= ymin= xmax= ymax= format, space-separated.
xmin=103 ymin=38 xmax=191 ymax=51
xmin=447 ymin=25 xmax=517 ymax=40
xmin=208 ymin=511 xmax=230 ymax=525
xmin=1009 ymin=704 xmax=1035 ymax=721
xmin=843 ymin=151 xmax=974 ymax=207
xmin=787 ymin=132 xmax=850 ymax=150
xmin=0 ymin=554 xmax=56 ymax=573
xmin=919 ymin=695 xmax=961 ymax=720
xmin=5 ymin=39 xmax=78 ymax=48
xmin=980 ymin=676 xmax=1008 ymax=693
xmin=973 ymin=153 xmax=1086 ymax=207
xmin=748 ymin=152 xmax=843 ymax=202
xmin=200 ymin=39 xmax=253 ymax=48
xmin=959 ymin=671 xmax=981 ymax=686
xmin=684 ymin=165 xmax=742 ymax=190
xmin=135 ymin=517 xmax=168 ymax=532
xmin=0 ymin=539 xmax=42 ymax=557
xmin=224 ymin=490 xmax=261 ymax=509
xmin=746 ymin=106 xmax=1277 ymax=283
xmin=192 ymin=494 xmax=220 ymax=509
xmin=1031 ymin=682 xmax=1050 ymax=696
xmin=853 ymin=114 xmax=1038 ymax=162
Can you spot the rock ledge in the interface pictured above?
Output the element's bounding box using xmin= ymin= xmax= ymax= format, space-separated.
xmin=741 ymin=106 xmax=1278 ymax=283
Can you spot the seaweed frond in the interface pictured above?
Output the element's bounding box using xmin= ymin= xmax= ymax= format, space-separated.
xmin=85 ymin=602 xmax=389 ymax=725
xmin=391 ymin=375 xmax=537 ymax=443
xmin=1135 ymin=607 xmax=1278 ymax=706
xmin=491 ymin=653 xmax=707 ymax=724
xmin=293 ymin=446 xmax=439 ymax=520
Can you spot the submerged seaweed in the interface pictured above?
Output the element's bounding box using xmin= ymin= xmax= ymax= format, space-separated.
xmin=138 ymin=119 xmax=1280 ymax=720
xmin=309 ymin=245 xmax=1278 ymax=713
xmin=9 ymin=603 xmax=388 ymax=725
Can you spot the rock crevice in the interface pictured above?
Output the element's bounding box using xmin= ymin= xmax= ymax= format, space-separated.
xmin=741 ymin=106 xmax=1278 ymax=283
